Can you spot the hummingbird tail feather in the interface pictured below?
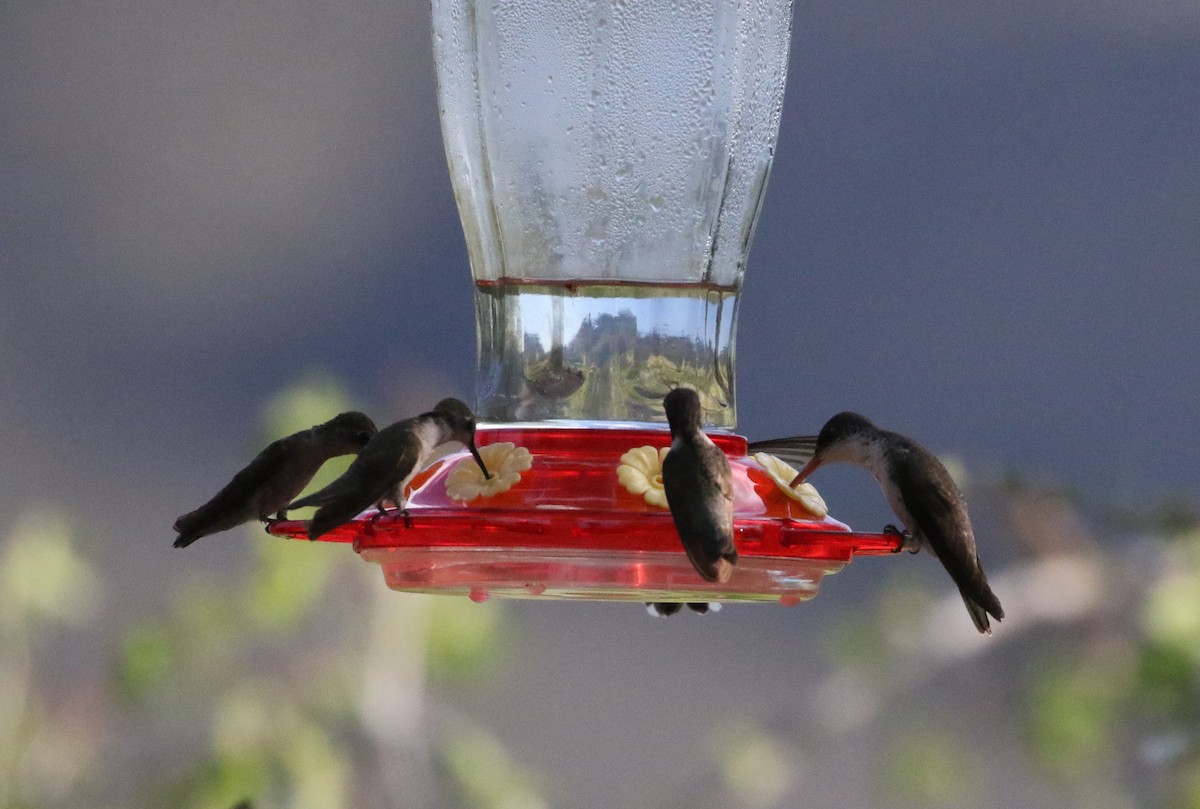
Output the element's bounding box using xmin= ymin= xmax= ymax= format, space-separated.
xmin=684 ymin=544 xmax=738 ymax=583
xmin=171 ymin=509 xmax=214 ymax=548
xmin=306 ymin=500 xmax=370 ymax=540
xmin=712 ymin=555 xmax=736 ymax=584
xmin=173 ymin=532 xmax=201 ymax=549
xmin=961 ymin=583 xmax=1004 ymax=635
xmin=691 ymin=542 xmax=734 ymax=580
xmin=963 ymin=595 xmax=993 ymax=635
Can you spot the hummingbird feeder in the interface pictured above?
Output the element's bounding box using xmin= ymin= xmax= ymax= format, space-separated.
xmin=270 ymin=0 xmax=903 ymax=605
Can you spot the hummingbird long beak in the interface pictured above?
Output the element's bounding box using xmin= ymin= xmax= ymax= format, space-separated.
xmin=789 ymin=457 xmax=821 ymax=487
xmin=468 ymin=440 xmax=491 ymax=480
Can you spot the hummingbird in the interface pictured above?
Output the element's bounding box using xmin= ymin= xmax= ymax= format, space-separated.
xmin=173 ymin=411 xmax=378 ymax=548
xmin=754 ymin=412 xmax=1004 ymax=634
xmin=289 ymin=398 xmax=491 ymax=540
xmin=660 ymin=388 xmax=737 ymax=583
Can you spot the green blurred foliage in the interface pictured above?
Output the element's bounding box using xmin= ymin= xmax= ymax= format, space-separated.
xmin=0 ymin=508 xmax=101 ymax=808
xmin=426 ymin=596 xmax=504 ymax=683
xmin=827 ymin=470 xmax=1200 ymax=809
xmin=117 ymin=622 xmax=175 ymax=702
xmin=0 ymin=509 xmax=100 ymax=628
xmin=1134 ymin=530 xmax=1200 ymax=808
xmin=440 ymin=725 xmax=548 ymax=809
xmin=821 ymin=573 xmax=935 ymax=679
xmin=1141 ymin=532 xmax=1200 ymax=659
xmin=881 ymin=725 xmax=976 ymax=808
xmin=1136 ymin=643 xmax=1198 ymax=721
xmin=262 ymin=370 xmax=360 ymax=441
xmin=712 ymin=720 xmax=795 ymax=809
xmin=1025 ymin=656 xmax=1132 ymax=780
xmin=821 ymin=613 xmax=890 ymax=676
xmin=0 ymin=373 xmax=547 ymax=809
xmin=247 ymin=538 xmax=340 ymax=631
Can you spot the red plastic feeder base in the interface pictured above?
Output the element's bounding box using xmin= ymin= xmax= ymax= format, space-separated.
xmin=267 ymin=425 xmax=904 ymax=604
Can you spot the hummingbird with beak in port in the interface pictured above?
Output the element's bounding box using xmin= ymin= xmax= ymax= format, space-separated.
xmin=289 ymin=398 xmax=490 ymax=540
xmin=173 ymin=411 xmax=378 ymax=548
xmin=752 ymin=412 xmax=1004 ymax=634
xmin=660 ymin=387 xmax=737 ymax=584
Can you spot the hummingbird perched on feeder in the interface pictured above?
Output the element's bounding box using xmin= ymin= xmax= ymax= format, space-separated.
xmin=751 ymin=411 xmax=1004 ymax=634
xmin=660 ymin=387 xmax=737 ymax=583
xmin=289 ymin=398 xmax=491 ymax=540
xmin=173 ymin=411 xmax=378 ymax=548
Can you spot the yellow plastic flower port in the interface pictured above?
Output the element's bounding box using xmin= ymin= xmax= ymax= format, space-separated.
xmin=752 ymin=452 xmax=829 ymax=518
xmin=446 ymin=442 xmax=533 ymax=502
xmin=616 ymin=445 xmax=671 ymax=509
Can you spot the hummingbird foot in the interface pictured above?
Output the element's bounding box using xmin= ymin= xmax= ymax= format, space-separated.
xmin=646 ymin=602 xmax=721 ymax=617
xmin=402 ymin=508 xmax=413 ymax=529
xmin=883 ymin=524 xmax=919 ymax=553
xmin=370 ymin=504 xmax=401 ymax=528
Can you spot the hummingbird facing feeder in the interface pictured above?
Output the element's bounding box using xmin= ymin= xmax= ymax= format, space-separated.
xmin=267 ymin=0 xmax=909 ymax=607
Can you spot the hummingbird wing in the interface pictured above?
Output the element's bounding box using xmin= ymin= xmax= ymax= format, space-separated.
xmin=289 ymin=424 xmax=398 ymax=510
xmin=293 ymin=423 xmax=419 ymax=539
xmin=173 ymin=436 xmax=296 ymax=547
xmin=745 ymin=435 xmax=819 ymax=470
xmin=892 ymin=445 xmax=1004 ymax=634
xmin=662 ymin=440 xmax=737 ymax=583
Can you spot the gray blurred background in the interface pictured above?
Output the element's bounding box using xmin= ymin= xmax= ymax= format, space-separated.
xmin=2 ymin=2 xmax=1198 ymax=808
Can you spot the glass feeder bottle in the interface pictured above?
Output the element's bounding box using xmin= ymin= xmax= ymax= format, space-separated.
xmin=434 ymin=0 xmax=794 ymax=428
